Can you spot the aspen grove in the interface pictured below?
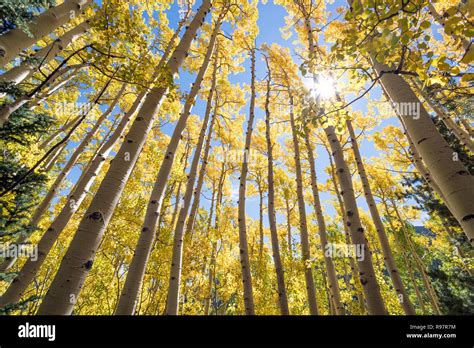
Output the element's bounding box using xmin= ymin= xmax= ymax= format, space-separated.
xmin=0 ymin=0 xmax=473 ymax=315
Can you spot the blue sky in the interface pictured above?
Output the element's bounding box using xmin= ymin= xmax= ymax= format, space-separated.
xmin=48 ymin=0 xmax=428 ymax=229
xmin=163 ymin=0 xmax=427 ymax=228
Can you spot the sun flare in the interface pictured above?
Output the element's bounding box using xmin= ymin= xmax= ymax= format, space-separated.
xmin=304 ymin=75 xmax=336 ymax=100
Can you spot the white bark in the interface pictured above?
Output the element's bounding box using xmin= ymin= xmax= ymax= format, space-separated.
xmin=0 ymin=20 xmax=90 ymax=85
xmin=372 ymin=58 xmax=474 ymax=245
xmin=303 ymin=125 xmax=344 ymax=315
xmin=263 ymin=63 xmax=289 ymax=315
xmin=115 ymin=15 xmax=220 ymax=316
xmin=35 ymin=1 xmax=211 ymax=315
xmin=237 ymin=47 xmax=257 ymax=315
xmin=164 ymin=53 xmax=219 ymax=315
xmin=411 ymin=81 xmax=474 ymax=153
xmin=289 ymin=96 xmax=319 ymax=315
xmin=0 ymin=63 xmax=86 ymax=126
xmin=324 ymin=125 xmax=386 ymax=314
xmin=39 ymin=114 xmax=82 ymax=150
xmin=345 ymin=119 xmax=415 ymax=314
xmin=0 ymin=83 xmax=123 ymax=273
xmin=0 ymin=92 xmax=142 ymax=307
xmin=0 ymin=0 xmax=93 ymax=67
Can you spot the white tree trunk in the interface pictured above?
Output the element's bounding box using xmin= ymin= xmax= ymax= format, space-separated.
xmin=345 ymin=119 xmax=415 ymax=314
xmin=372 ymin=58 xmax=474 ymax=245
xmin=411 ymin=81 xmax=474 ymax=153
xmin=303 ymin=125 xmax=344 ymax=315
xmin=0 ymin=63 xmax=86 ymax=126
xmin=35 ymin=3 xmax=211 ymax=315
xmin=324 ymin=125 xmax=386 ymax=314
xmin=114 ymin=16 xmax=219 ymax=315
xmin=0 ymin=20 xmax=90 ymax=85
xmin=0 ymin=91 xmax=142 ymax=307
xmin=0 ymin=82 xmax=122 ymax=273
xmin=237 ymin=47 xmax=257 ymax=315
xmin=184 ymin=97 xmax=218 ymax=238
xmin=289 ymin=96 xmax=319 ymax=315
xmin=0 ymin=0 xmax=93 ymax=67
xmin=163 ymin=53 xmax=219 ymax=315
xmin=39 ymin=114 xmax=82 ymax=150
xmin=263 ymin=65 xmax=289 ymax=315
xmin=42 ymin=141 xmax=67 ymax=172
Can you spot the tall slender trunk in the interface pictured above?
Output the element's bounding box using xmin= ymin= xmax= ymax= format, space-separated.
xmin=202 ymin=181 xmax=216 ymax=315
xmin=204 ymin=241 xmax=216 ymax=315
xmin=390 ymin=199 xmax=442 ymax=314
xmin=263 ymin=62 xmax=289 ymax=315
xmin=320 ymin=266 xmax=334 ymax=314
xmin=323 ymin=126 xmax=386 ymax=314
xmin=0 ymin=0 xmax=93 ymax=66
xmin=411 ymin=80 xmax=474 ymax=152
xmin=345 ymin=0 xmax=474 ymax=245
xmin=185 ymin=62 xmax=219 ymax=239
xmin=163 ymin=51 xmax=219 ymax=315
xmin=40 ymin=114 xmax=82 ymax=151
xmin=237 ymin=47 xmax=257 ymax=315
xmin=42 ymin=142 xmax=67 ymax=172
xmin=114 ymin=13 xmax=220 ymax=315
xmin=258 ymin=186 xmax=264 ymax=262
xmin=370 ymin=59 xmax=474 ymax=245
xmin=285 ymin=197 xmax=292 ymax=256
xmin=407 ymin=258 xmax=427 ymax=315
xmin=289 ymin=96 xmax=319 ymax=315
xmin=0 ymin=91 xmax=142 ymax=307
xmin=427 ymin=1 xmax=472 ymax=52
xmin=37 ymin=1 xmax=211 ymax=315
xmin=0 ymin=80 xmax=120 ymax=273
xmin=205 ymin=167 xmax=226 ymax=315
xmin=0 ymin=62 xmax=85 ymax=125
xmin=0 ymin=20 xmax=90 ymax=85
xmin=345 ymin=120 xmax=415 ymax=314
xmin=303 ymin=125 xmax=344 ymax=315
xmin=383 ymin=199 xmax=435 ymax=315
xmin=29 ymin=65 xmax=85 ymax=109
xmin=214 ymin=162 xmax=226 ymax=230
xmin=169 ymin=141 xmax=192 ymax=229
xmin=326 ymin=148 xmax=366 ymax=314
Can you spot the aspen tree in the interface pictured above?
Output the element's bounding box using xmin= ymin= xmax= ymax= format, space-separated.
xmin=237 ymin=46 xmax=257 ymax=315
xmin=0 ymin=89 xmax=143 ymax=307
xmin=36 ymin=0 xmax=212 ymax=315
xmin=0 ymin=0 xmax=93 ymax=67
xmin=0 ymin=56 xmax=89 ymax=125
xmin=303 ymin=125 xmax=344 ymax=315
xmin=0 ymin=20 xmax=90 ymax=85
xmin=114 ymin=10 xmax=222 ymax=315
xmin=323 ymin=124 xmax=387 ymax=315
xmin=286 ymin=0 xmax=383 ymax=314
xmin=39 ymin=115 xmax=83 ymax=150
xmin=345 ymin=119 xmax=415 ymax=314
xmin=0 ymin=80 xmax=122 ymax=272
xmin=185 ymin=93 xmax=218 ymax=237
xmin=346 ymin=0 xmax=474 ymax=245
xmin=163 ymin=51 xmax=219 ymax=315
xmin=410 ymin=81 xmax=474 ymax=153
xmin=262 ymin=54 xmax=289 ymax=315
